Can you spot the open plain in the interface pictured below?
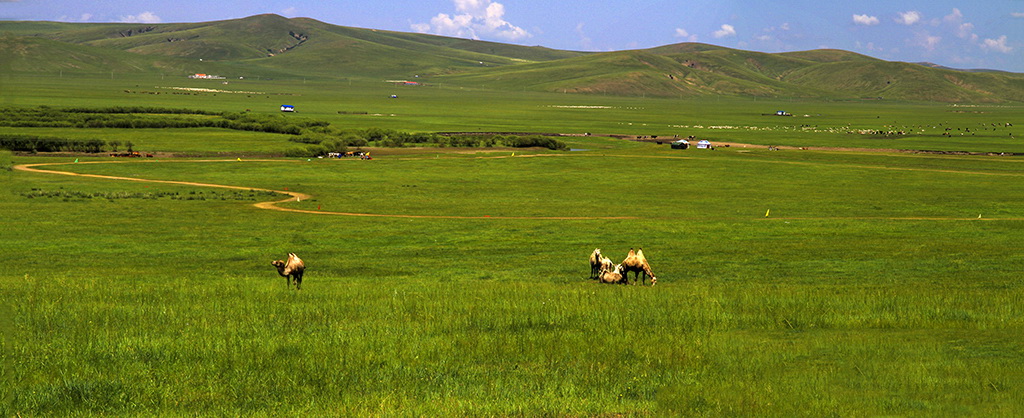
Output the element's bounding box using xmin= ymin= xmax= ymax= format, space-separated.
xmin=2 ymin=68 xmax=1023 ymax=415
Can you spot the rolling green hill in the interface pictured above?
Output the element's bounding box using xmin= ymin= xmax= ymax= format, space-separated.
xmin=0 ymin=14 xmax=586 ymax=79
xmin=443 ymin=45 xmax=1024 ymax=102
xmin=2 ymin=14 xmax=1023 ymax=102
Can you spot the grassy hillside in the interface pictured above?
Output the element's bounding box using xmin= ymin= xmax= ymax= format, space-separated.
xmin=784 ymin=60 xmax=1024 ymax=102
xmin=440 ymin=48 xmax=834 ymax=98
xmin=441 ymin=44 xmax=1024 ymax=102
xmin=0 ymin=15 xmax=586 ymax=80
xmin=0 ymin=34 xmax=187 ymax=74
xmin=2 ymin=15 xmax=1023 ymax=101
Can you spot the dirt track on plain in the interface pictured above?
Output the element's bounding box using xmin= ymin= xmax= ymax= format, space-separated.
xmin=13 ymin=159 xmax=640 ymax=220
xmin=13 ymin=155 xmax=1023 ymax=221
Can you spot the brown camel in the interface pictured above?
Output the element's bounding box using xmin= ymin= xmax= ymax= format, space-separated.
xmin=271 ymin=252 xmax=305 ymax=290
xmin=589 ymin=248 xmax=603 ymax=279
xmin=621 ymin=248 xmax=657 ymax=286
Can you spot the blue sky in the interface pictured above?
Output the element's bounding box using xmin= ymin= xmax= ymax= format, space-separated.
xmin=3 ymin=0 xmax=1023 ymax=72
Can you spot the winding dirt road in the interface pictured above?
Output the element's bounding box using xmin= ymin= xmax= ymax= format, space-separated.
xmin=13 ymin=155 xmax=1023 ymax=221
xmin=13 ymin=159 xmax=641 ymax=220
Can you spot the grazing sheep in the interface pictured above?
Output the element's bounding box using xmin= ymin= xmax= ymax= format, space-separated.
xmin=589 ymin=248 xmax=603 ymax=279
xmin=621 ymin=248 xmax=657 ymax=286
xmin=271 ymin=252 xmax=305 ymax=290
xmin=598 ymin=264 xmax=627 ymax=284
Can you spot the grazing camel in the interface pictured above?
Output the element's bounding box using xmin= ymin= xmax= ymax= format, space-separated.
xmin=598 ymin=264 xmax=627 ymax=284
xmin=271 ymin=252 xmax=305 ymax=290
xmin=589 ymin=248 xmax=603 ymax=279
xmin=621 ymin=248 xmax=657 ymax=286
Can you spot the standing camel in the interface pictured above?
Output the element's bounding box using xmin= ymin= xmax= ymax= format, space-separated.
xmin=589 ymin=248 xmax=603 ymax=279
xmin=271 ymin=253 xmax=305 ymax=290
xmin=621 ymin=248 xmax=657 ymax=286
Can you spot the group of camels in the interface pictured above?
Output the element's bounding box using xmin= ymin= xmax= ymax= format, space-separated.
xmin=589 ymin=248 xmax=657 ymax=286
xmin=272 ymin=248 xmax=656 ymax=290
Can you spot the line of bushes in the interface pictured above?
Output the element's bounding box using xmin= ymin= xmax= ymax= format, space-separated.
xmin=298 ymin=128 xmax=568 ymax=150
xmin=0 ymin=107 xmax=321 ymax=136
xmin=0 ymin=134 xmax=108 ymax=153
xmin=1 ymin=106 xmax=569 ymax=156
xmin=285 ymin=129 xmax=568 ymax=157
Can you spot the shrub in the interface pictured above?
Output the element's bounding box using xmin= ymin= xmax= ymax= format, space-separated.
xmin=0 ymin=134 xmax=108 ymax=153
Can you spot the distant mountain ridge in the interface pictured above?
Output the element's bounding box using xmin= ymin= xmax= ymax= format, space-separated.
xmin=914 ymin=62 xmax=1010 ymax=74
xmin=2 ymin=14 xmax=1023 ymax=102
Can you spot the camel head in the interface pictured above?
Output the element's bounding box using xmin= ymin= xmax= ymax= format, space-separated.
xmin=271 ymin=259 xmax=287 ymax=275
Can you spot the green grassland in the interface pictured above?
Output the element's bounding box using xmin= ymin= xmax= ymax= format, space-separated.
xmin=2 ymin=70 xmax=1024 ymax=415
xmin=2 ymin=73 xmax=1022 ymax=152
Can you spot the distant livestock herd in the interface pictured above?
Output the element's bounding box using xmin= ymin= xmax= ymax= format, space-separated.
xmin=269 ymin=248 xmax=657 ymax=290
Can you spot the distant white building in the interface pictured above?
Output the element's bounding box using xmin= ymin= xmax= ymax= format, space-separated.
xmin=697 ymin=140 xmax=712 ymax=149
xmin=280 ymin=105 xmax=295 ymax=112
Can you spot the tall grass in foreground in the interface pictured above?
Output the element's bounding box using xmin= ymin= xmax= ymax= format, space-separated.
xmin=4 ymin=150 xmax=1024 ymax=415
xmin=3 ymin=273 xmax=1021 ymax=415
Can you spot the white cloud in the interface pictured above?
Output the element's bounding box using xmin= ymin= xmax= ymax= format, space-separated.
xmin=713 ymin=24 xmax=736 ymax=39
xmin=1011 ymin=12 xmax=1024 ymax=18
xmin=943 ymin=8 xmax=963 ymax=24
xmin=855 ymin=41 xmax=883 ymax=52
xmin=58 ymin=13 xmax=93 ymax=22
xmin=957 ymin=22 xmax=977 ymax=40
xmin=280 ymin=7 xmax=298 ymax=17
xmin=429 ymin=13 xmax=477 ymax=38
xmin=852 ymin=14 xmax=879 ymax=26
xmin=674 ymin=28 xmax=698 ymax=42
xmin=936 ymin=9 xmax=978 ymax=42
xmin=576 ymin=23 xmax=592 ymax=49
xmin=912 ymin=33 xmax=941 ymax=51
xmin=981 ymin=36 xmax=1012 ymax=53
xmin=896 ymin=11 xmax=922 ymax=26
xmin=120 ymin=12 xmax=161 ymax=24
xmin=412 ymin=0 xmax=530 ymax=41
